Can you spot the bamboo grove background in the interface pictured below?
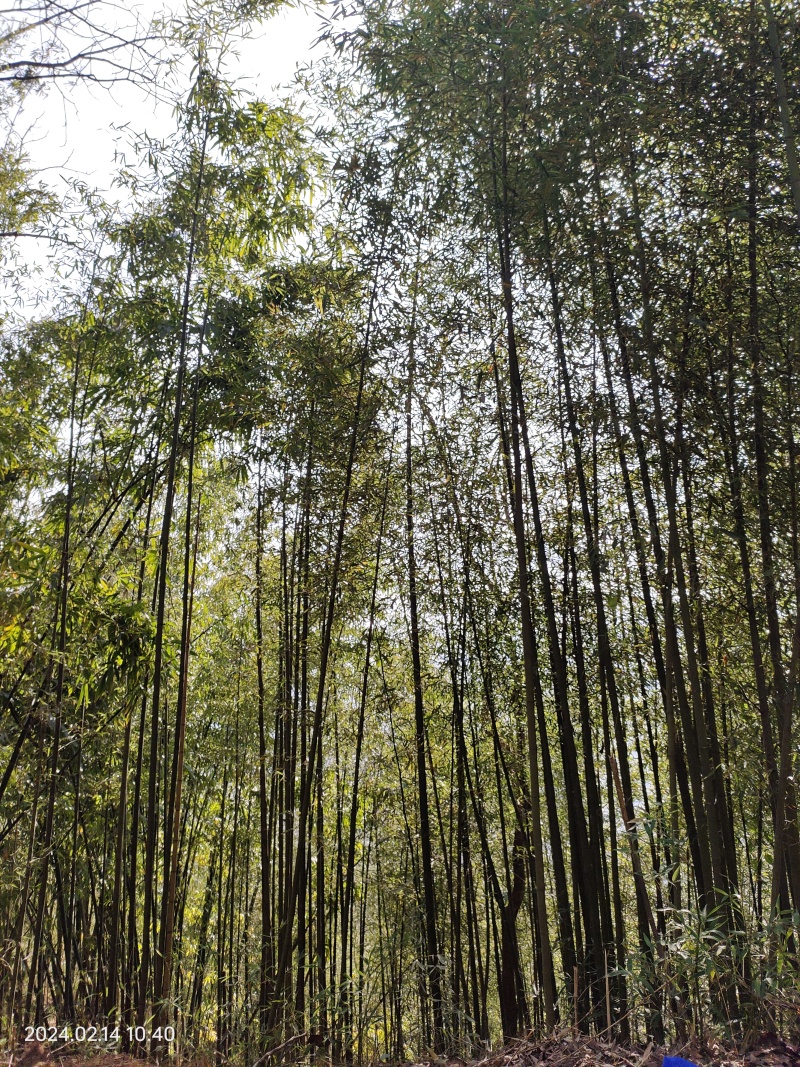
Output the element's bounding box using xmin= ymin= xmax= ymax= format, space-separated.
xmin=1 ymin=0 xmax=800 ymax=1058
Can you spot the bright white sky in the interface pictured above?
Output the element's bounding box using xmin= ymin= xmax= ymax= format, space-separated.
xmin=19 ymin=0 xmax=327 ymax=198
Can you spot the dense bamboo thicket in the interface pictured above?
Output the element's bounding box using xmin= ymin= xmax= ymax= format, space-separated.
xmin=1 ymin=0 xmax=800 ymax=1058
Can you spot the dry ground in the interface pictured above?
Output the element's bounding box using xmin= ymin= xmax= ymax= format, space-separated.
xmin=7 ymin=1033 xmax=800 ymax=1067
xmin=453 ymin=1033 xmax=800 ymax=1067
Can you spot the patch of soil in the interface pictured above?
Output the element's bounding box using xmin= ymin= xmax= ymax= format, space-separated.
xmin=413 ymin=1032 xmax=800 ymax=1067
xmin=8 ymin=1032 xmax=800 ymax=1067
xmin=6 ymin=1044 xmax=141 ymax=1067
xmin=441 ymin=1033 xmax=800 ymax=1067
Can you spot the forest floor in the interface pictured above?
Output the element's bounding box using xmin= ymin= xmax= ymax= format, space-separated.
xmin=454 ymin=1033 xmax=800 ymax=1067
xmin=8 ymin=1034 xmax=800 ymax=1067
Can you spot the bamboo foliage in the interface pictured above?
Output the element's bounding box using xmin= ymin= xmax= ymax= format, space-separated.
xmin=1 ymin=0 xmax=800 ymax=1058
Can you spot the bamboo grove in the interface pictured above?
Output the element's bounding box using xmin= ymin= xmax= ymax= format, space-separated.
xmin=1 ymin=0 xmax=800 ymax=1058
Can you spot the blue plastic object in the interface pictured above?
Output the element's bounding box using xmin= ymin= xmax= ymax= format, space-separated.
xmin=663 ymin=1058 xmax=700 ymax=1067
